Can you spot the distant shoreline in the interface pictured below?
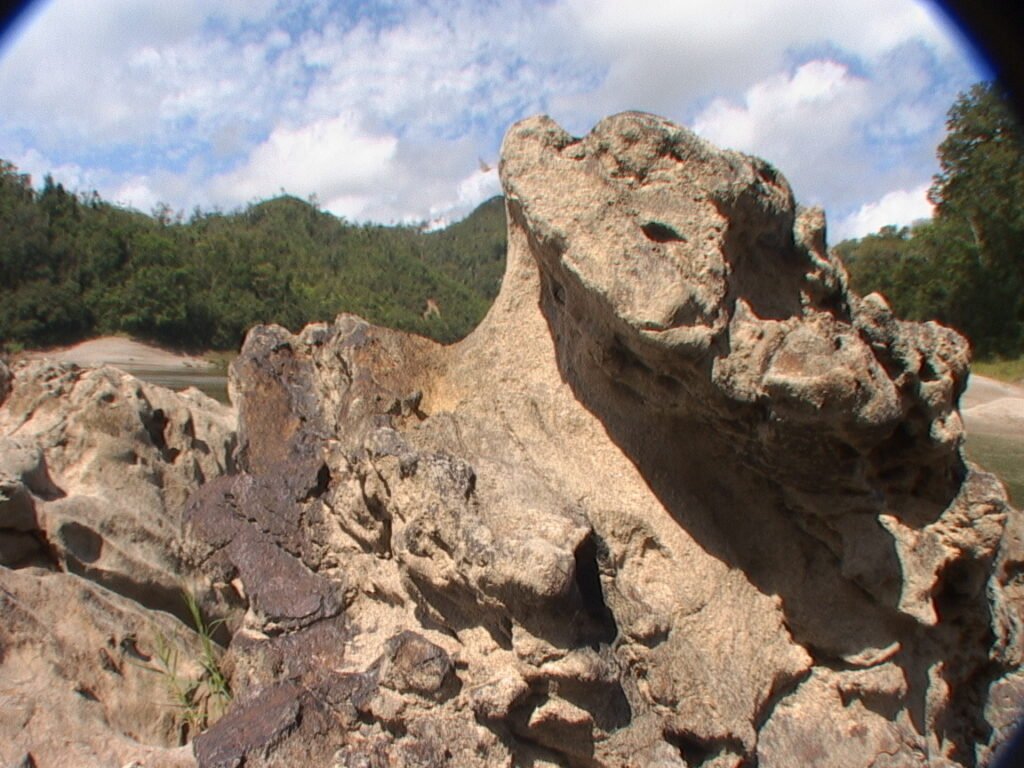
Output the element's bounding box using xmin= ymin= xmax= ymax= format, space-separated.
xmin=16 ymin=336 xmax=217 ymax=371
xmin=962 ymin=373 xmax=1024 ymax=440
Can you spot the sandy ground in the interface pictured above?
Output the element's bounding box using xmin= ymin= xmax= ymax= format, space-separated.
xmin=20 ymin=336 xmax=214 ymax=371
xmin=962 ymin=373 xmax=1024 ymax=440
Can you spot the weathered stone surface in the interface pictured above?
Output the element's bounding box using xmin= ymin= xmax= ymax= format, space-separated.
xmin=377 ymin=630 xmax=457 ymax=699
xmin=183 ymin=474 xmax=344 ymax=634
xmin=179 ymin=112 xmax=1022 ymax=767
xmin=5 ymin=111 xmax=1023 ymax=767
xmin=0 ymin=361 xmax=237 ymax=766
xmin=0 ymin=362 xmax=236 ymax=617
xmin=757 ymin=669 xmax=930 ymax=768
xmin=192 ymin=682 xmax=344 ymax=768
xmin=0 ymin=568 xmax=205 ymax=768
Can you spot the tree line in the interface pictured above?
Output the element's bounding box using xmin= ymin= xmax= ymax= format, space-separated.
xmin=0 ymin=170 xmax=506 ymax=351
xmin=838 ymin=82 xmax=1023 ymax=359
xmin=2 ymin=81 xmax=1019 ymax=358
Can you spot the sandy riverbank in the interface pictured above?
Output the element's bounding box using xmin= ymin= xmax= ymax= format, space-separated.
xmin=20 ymin=336 xmax=216 ymax=371
xmin=962 ymin=372 xmax=1024 ymax=440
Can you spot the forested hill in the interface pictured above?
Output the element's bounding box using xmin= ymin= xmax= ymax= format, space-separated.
xmin=0 ymin=168 xmax=507 ymax=351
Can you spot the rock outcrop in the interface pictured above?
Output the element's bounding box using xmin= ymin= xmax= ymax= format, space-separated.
xmin=2 ymin=112 xmax=1023 ymax=768
xmin=181 ymin=113 xmax=1023 ymax=767
xmin=0 ymin=360 xmax=235 ymax=767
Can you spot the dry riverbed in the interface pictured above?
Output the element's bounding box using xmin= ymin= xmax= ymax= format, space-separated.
xmin=961 ymin=373 xmax=1024 ymax=505
xmin=22 ymin=336 xmax=215 ymax=370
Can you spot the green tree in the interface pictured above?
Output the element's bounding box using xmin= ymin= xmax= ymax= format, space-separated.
xmin=0 ymin=158 xmax=507 ymax=352
xmin=839 ymin=82 xmax=1024 ymax=357
xmin=929 ymin=81 xmax=1024 ymax=354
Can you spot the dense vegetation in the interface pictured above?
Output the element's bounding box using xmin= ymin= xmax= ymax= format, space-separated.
xmin=838 ymin=82 xmax=1024 ymax=358
xmin=0 ymin=170 xmax=506 ymax=351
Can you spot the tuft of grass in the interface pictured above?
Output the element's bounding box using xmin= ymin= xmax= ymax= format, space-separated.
xmin=144 ymin=590 xmax=232 ymax=742
xmin=150 ymin=632 xmax=203 ymax=740
xmin=183 ymin=590 xmax=231 ymax=707
xmin=973 ymin=355 xmax=1024 ymax=385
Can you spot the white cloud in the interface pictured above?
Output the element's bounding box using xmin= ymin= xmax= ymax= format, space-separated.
xmin=210 ymin=114 xmax=398 ymax=209
xmin=0 ymin=0 xmax=987 ymax=231
xmin=112 ymin=177 xmax=161 ymax=214
xmin=422 ymin=165 xmax=501 ymax=230
xmin=552 ymin=0 xmax=964 ymax=125
xmin=693 ymin=60 xmax=861 ymax=149
xmin=294 ymin=1 xmax=583 ymax=141
xmin=687 ymin=44 xmax=967 ymax=236
xmin=456 ymin=167 xmax=500 ymax=208
xmin=832 ymin=182 xmax=933 ymax=241
xmin=0 ymin=0 xmax=289 ymax=151
xmin=692 ymin=60 xmax=874 ymax=205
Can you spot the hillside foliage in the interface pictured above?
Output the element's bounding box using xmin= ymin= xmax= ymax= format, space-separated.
xmin=4 ymin=81 xmax=1019 ymax=358
xmin=838 ymin=82 xmax=1024 ymax=358
xmin=0 ymin=170 xmax=506 ymax=351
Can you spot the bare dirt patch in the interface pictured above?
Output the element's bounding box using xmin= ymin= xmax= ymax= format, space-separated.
xmin=21 ymin=336 xmax=214 ymax=371
xmin=962 ymin=374 xmax=1024 ymax=504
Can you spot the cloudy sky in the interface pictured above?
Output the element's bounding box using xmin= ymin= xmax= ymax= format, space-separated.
xmin=0 ymin=0 xmax=989 ymax=241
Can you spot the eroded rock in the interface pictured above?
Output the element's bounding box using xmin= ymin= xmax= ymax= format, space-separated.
xmin=0 ymin=362 xmax=236 ymax=767
xmin=181 ymin=113 xmax=1023 ymax=767
xmin=4 ymin=111 xmax=1023 ymax=768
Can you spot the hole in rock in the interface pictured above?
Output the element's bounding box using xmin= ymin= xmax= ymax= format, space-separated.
xmin=302 ymin=463 xmax=332 ymax=501
xmin=573 ymin=534 xmax=617 ymax=645
xmin=919 ymin=358 xmax=941 ymax=383
xmin=935 ymin=558 xmax=988 ymax=621
xmin=58 ymin=521 xmax=103 ymax=564
xmin=556 ymin=676 xmax=632 ymax=732
xmin=665 ymin=730 xmax=714 ymax=766
xmin=758 ymin=164 xmax=781 ymax=186
xmin=550 ymin=279 xmax=566 ymax=305
xmin=142 ymin=408 xmax=180 ymax=463
xmin=74 ymin=685 xmax=100 ymax=702
xmin=641 ymin=221 xmax=686 ymax=243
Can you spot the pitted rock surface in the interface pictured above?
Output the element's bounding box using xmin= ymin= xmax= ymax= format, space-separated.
xmin=3 ymin=112 xmax=1024 ymax=768
xmin=177 ymin=113 xmax=1024 ymax=767
xmin=0 ymin=361 xmax=235 ymax=767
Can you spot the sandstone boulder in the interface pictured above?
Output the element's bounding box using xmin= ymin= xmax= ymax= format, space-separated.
xmin=3 ymin=112 xmax=1020 ymax=767
xmin=178 ymin=113 xmax=1024 ymax=767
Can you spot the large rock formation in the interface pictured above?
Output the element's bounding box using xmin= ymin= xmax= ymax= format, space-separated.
xmin=2 ymin=112 xmax=1022 ymax=767
xmin=182 ymin=113 xmax=1023 ymax=767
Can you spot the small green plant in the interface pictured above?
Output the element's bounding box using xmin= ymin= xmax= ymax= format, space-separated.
xmin=182 ymin=590 xmax=232 ymax=707
xmin=150 ymin=631 xmax=203 ymax=739
xmin=145 ymin=590 xmax=232 ymax=742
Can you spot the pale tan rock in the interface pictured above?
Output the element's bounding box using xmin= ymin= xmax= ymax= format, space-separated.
xmin=0 ymin=568 xmax=201 ymax=768
xmin=0 ymin=361 xmax=236 ymax=766
xmin=177 ymin=112 xmax=1024 ymax=767
xmin=6 ymin=111 xmax=1023 ymax=767
xmin=0 ymin=361 xmax=235 ymax=612
xmin=757 ymin=670 xmax=931 ymax=767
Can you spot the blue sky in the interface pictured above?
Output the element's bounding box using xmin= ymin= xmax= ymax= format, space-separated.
xmin=0 ymin=0 xmax=989 ymax=241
